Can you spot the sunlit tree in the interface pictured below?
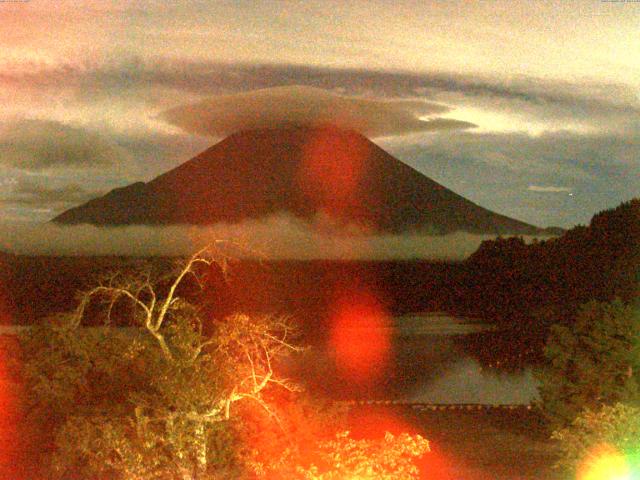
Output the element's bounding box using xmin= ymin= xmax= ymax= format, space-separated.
xmin=292 ymin=430 xmax=429 ymax=480
xmin=21 ymin=245 xmax=432 ymax=479
xmin=552 ymin=403 xmax=640 ymax=478
xmin=21 ymin=245 xmax=302 ymax=479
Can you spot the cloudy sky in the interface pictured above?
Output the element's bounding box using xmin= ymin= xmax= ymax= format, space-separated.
xmin=0 ymin=0 xmax=638 ymax=229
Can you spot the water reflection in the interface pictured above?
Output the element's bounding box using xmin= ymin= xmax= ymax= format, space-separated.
xmin=296 ymin=314 xmax=540 ymax=405
xmin=408 ymin=357 xmax=539 ymax=405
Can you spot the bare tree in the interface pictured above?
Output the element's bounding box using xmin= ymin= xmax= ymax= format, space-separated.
xmin=22 ymin=244 xmax=302 ymax=480
xmin=22 ymin=245 xmax=431 ymax=479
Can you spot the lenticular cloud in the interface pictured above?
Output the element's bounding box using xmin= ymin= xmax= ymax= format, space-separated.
xmin=159 ymin=85 xmax=475 ymax=138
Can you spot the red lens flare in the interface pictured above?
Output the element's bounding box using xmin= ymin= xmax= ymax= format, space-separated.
xmin=297 ymin=125 xmax=371 ymax=224
xmin=349 ymin=405 xmax=443 ymax=479
xmin=0 ymin=275 xmax=22 ymax=479
xmin=328 ymin=289 xmax=391 ymax=384
xmin=0 ymin=340 xmax=21 ymax=478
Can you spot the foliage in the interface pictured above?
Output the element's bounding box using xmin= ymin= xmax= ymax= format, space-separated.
xmin=20 ymin=246 xmax=302 ymax=479
xmin=552 ymin=403 xmax=640 ymax=477
xmin=20 ymin=246 xmax=432 ymax=479
xmin=296 ymin=431 xmax=429 ymax=480
xmin=537 ymin=299 xmax=640 ymax=429
xmin=255 ymin=430 xmax=429 ymax=480
xmin=233 ymin=389 xmax=347 ymax=476
xmin=462 ymin=198 xmax=640 ymax=330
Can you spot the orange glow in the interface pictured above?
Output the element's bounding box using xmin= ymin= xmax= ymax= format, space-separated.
xmin=297 ymin=125 xmax=371 ymax=223
xmin=417 ymin=448 xmax=455 ymax=480
xmin=349 ymin=405 xmax=417 ymax=438
xmin=0 ymin=276 xmax=22 ymax=479
xmin=328 ymin=289 xmax=391 ymax=384
xmin=349 ymin=406 xmax=444 ymax=479
xmin=0 ymin=342 xmax=21 ymax=478
xmin=578 ymin=444 xmax=633 ymax=480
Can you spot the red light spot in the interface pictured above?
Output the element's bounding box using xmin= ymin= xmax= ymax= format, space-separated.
xmin=349 ymin=406 xmax=417 ymax=438
xmin=328 ymin=290 xmax=391 ymax=384
xmin=0 ymin=264 xmax=25 ymax=479
xmin=0 ymin=282 xmax=22 ymax=479
xmin=297 ymin=125 xmax=371 ymax=223
xmin=0 ymin=342 xmax=21 ymax=478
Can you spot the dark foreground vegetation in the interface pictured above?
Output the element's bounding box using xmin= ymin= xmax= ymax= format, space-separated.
xmin=463 ymin=199 xmax=639 ymax=324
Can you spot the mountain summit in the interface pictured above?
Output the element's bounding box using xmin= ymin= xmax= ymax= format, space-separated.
xmin=53 ymin=126 xmax=546 ymax=235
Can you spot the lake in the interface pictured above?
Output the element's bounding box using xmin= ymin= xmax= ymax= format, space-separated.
xmin=296 ymin=312 xmax=540 ymax=405
xmin=0 ymin=314 xmax=541 ymax=405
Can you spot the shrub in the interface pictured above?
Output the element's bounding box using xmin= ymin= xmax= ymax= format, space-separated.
xmin=257 ymin=430 xmax=430 ymax=480
xmin=552 ymin=403 xmax=640 ymax=478
xmin=20 ymin=247 xmax=302 ymax=479
xmin=537 ymin=299 xmax=640 ymax=429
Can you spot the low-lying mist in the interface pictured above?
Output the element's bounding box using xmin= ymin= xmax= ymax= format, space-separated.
xmin=0 ymin=214 xmax=551 ymax=259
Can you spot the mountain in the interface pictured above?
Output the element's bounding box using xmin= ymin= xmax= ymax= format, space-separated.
xmin=54 ymin=125 xmax=549 ymax=235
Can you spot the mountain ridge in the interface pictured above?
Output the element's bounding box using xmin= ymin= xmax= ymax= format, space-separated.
xmin=53 ymin=125 xmax=553 ymax=235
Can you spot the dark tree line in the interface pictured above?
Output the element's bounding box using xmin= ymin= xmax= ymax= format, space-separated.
xmin=448 ymin=198 xmax=639 ymax=364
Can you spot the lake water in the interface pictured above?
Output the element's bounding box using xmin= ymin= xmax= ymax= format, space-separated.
xmin=1 ymin=315 xmax=541 ymax=405
xmin=396 ymin=313 xmax=539 ymax=404
xmin=299 ymin=313 xmax=540 ymax=405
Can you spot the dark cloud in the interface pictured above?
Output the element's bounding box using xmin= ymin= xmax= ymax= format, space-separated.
xmin=1 ymin=178 xmax=103 ymax=208
xmin=0 ymin=119 xmax=129 ymax=171
xmin=160 ymin=85 xmax=474 ymax=138
xmin=102 ymin=130 xmax=211 ymax=180
xmin=5 ymin=58 xmax=638 ymax=124
xmin=0 ymin=119 xmax=214 ymax=220
xmin=0 ymin=118 xmax=211 ymax=198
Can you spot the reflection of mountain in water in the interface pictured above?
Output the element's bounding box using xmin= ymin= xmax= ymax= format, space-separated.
xmin=295 ymin=314 xmax=539 ymax=404
xmin=408 ymin=357 xmax=539 ymax=405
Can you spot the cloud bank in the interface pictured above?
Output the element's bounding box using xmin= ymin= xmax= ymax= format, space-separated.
xmin=0 ymin=214 xmax=551 ymax=259
xmin=1 ymin=178 xmax=103 ymax=208
xmin=527 ymin=185 xmax=572 ymax=193
xmin=0 ymin=119 xmax=129 ymax=171
xmin=1 ymin=58 xmax=637 ymax=228
xmin=159 ymin=85 xmax=475 ymax=138
xmin=5 ymin=59 xmax=637 ymax=132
